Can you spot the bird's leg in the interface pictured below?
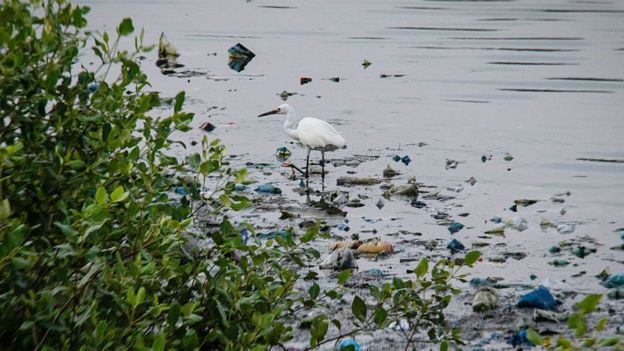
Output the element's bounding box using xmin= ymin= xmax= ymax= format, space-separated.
xmin=321 ymin=151 xmax=325 ymax=192
xmin=305 ymin=149 xmax=311 ymax=194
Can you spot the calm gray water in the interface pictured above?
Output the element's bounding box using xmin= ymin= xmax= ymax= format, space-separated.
xmin=82 ymin=0 xmax=624 ymax=342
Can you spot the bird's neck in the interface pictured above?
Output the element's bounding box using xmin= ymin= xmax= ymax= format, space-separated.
xmin=283 ymin=110 xmax=300 ymax=138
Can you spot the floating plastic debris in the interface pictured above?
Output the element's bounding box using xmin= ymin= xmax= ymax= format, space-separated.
xmin=255 ymin=183 xmax=282 ymax=194
xmin=473 ymin=287 xmax=498 ymax=312
xmin=401 ymin=155 xmax=411 ymax=165
xmin=362 ymin=59 xmax=372 ymax=69
xmin=517 ymin=286 xmax=556 ymax=310
xmin=447 ymin=221 xmax=464 ymax=234
xmin=275 ymin=146 xmax=291 ymax=162
xmin=228 ymin=43 xmax=255 ymax=72
xmin=337 ymin=338 xmax=362 ymax=351
xmin=300 ymin=77 xmax=312 ymax=85
xmin=447 ymin=238 xmax=465 ymax=253
xmin=199 ymin=121 xmax=216 ymax=132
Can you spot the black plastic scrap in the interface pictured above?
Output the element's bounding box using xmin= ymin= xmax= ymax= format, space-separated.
xmin=228 ymin=43 xmax=255 ymax=72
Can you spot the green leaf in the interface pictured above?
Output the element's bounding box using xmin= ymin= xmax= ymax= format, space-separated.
xmin=351 ymin=296 xmax=367 ymax=322
xmin=599 ymin=337 xmax=621 ymax=347
xmin=463 ymin=250 xmax=481 ymax=266
xmin=118 ymin=18 xmax=134 ymax=36
xmin=95 ymin=186 xmax=107 ymax=205
xmin=309 ymin=283 xmax=320 ymax=300
xmin=152 ymin=334 xmax=165 ymax=351
xmin=110 ymin=186 xmax=129 ymax=203
xmin=338 ymin=269 xmax=351 ymax=284
xmin=577 ymin=294 xmax=601 ymax=314
xmin=596 ymin=316 xmax=608 ymax=331
xmin=374 ymin=307 xmax=386 ymax=326
xmin=54 ymin=222 xmax=78 ymax=237
xmin=440 ymin=340 xmax=448 ymax=351
xmin=415 ymin=258 xmax=429 ymax=278
xmin=174 ymin=91 xmax=185 ymax=113
xmin=126 ymin=287 xmax=136 ymax=307
xmin=136 ymin=287 xmax=146 ymax=307
xmin=526 ymin=329 xmax=543 ymax=346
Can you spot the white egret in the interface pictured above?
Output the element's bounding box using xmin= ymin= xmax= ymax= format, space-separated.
xmin=258 ymin=104 xmax=346 ymax=188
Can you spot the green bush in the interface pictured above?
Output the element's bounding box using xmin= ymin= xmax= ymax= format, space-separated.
xmin=0 ymin=1 xmax=475 ymax=350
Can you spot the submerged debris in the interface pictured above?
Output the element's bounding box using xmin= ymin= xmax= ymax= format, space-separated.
xmin=255 ymin=183 xmax=282 ymax=194
xmin=505 ymin=216 xmax=528 ymax=232
xmin=383 ymin=176 xmax=418 ymax=197
xmin=473 ymin=287 xmax=498 ymax=312
xmin=383 ymin=164 xmax=400 ymax=178
xmin=320 ymin=247 xmax=357 ymax=270
xmin=357 ymin=240 xmax=394 ymax=254
xmin=228 ymin=43 xmax=255 ymax=72
xmin=336 ymin=176 xmax=381 ymax=186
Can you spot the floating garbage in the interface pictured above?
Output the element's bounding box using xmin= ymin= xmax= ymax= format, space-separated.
xmin=507 ymin=329 xmax=531 ymax=347
xmin=375 ymin=198 xmax=385 ymax=209
xmin=87 ymin=82 xmax=98 ymax=93
xmin=300 ymin=77 xmax=312 ymax=85
xmin=328 ymin=77 xmax=340 ymax=83
xmin=517 ymin=286 xmax=556 ymax=310
xmin=382 ymin=177 xmax=418 ymax=197
xmin=445 ymin=159 xmax=460 ymax=170
xmin=276 ymin=146 xmax=291 ymax=162
xmin=401 ymin=155 xmax=411 ymax=165
xmin=601 ymin=274 xmax=624 ymax=288
xmin=357 ymin=240 xmax=394 ymax=254
xmin=608 ymin=288 xmax=624 ymax=300
xmin=548 ymin=259 xmax=569 ymax=267
xmin=392 ymin=155 xmax=401 ymax=162
xmin=509 ymin=204 xmax=518 ymax=212
xmin=228 ymin=43 xmax=255 ymax=72
xmin=473 ymin=287 xmax=498 ymax=312
xmin=174 ymin=186 xmax=187 ymax=195
xmin=503 ymin=153 xmax=514 ymax=161
xmin=447 ymin=221 xmax=464 ymax=234
xmin=234 ymin=184 xmax=247 ymax=191
xmin=362 ymin=59 xmax=372 ymax=69
xmin=505 ymin=216 xmax=528 ymax=232
xmin=240 ymin=228 xmax=251 ymax=244
xmin=533 ymin=308 xmax=564 ymax=323
xmin=465 ymin=176 xmax=477 ymax=186
xmin=330 ymin=240 xmax=363 ymax=251
xmin=447 ymin=238 xmax=465 ymax=254
xmin=320 ymin=247 xmax=357 ymax=270
xmin=199 ymin=121 xmax=216 ymax=132
xmin=573 ymin=245 xmax=596 ymax=258
xmin=541 ymin=277 xmax=569 ymax=290
xmin=556 ymin=223 xmax=575 ymax=234
xmin=383 ymin=164 xmax=400 ymax=178
xmin=255 ymin=183 xmax=282 ymax=194
xmin=337 ymin=176 xmax=381 ymax=186
xmin=514 ymin=199 xmax=539 ymax=207
xmin=337 ymin=338 xmax=362 ymax=351
xmin=156 ymin=33 xmax=183 ymax=73
xmin=336 ymin=223 xmax=350 ymax=232
xmin=490 ymin=216 xmax=503 ymax=224
xmin=256 ymin=230 xmax=288 ymax=240
xmin=389 ymin=319 xmax=410 ymax=331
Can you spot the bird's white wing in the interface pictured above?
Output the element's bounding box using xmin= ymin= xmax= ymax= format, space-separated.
xmin=298 ymin=117 xmax=346 ymax=150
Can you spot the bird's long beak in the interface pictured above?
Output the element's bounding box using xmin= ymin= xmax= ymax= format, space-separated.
xmin=258 ymin=109 xmax=279 ymax=117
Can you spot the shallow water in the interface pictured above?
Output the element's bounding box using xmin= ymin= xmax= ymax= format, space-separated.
xmin=82 ymin=0 xmax=624 ymax=347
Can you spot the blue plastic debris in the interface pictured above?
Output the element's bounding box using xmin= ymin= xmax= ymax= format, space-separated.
xmin=509 ymin=204 xmax=518 ymax=212
xmin=470 ymin=277 xmax=493 ymax=288
xmin=447 ymin=222 xmax=464 ymax=234
xmin=447 ymin=238 xmax=465 ymax=254
xmin=256 ymin=230 xmax=288 ymax=240
xmin=87 ymin=82 xmax=98 ymax=93
xmin=392 ymin=155 xmax=401 ymax=162
xmin=228 ymin=43 xmax=255 ymax=72
xmin=507 ymin=329 xmax=532 ymax=347
xmin=363 ymin=268 xmax=384 ymax=276
xmin=174 ymin=186 xmax=187 ymax=195
xmin=602 ymin=274 xmax=624 ymax=288
xmin=336 ymin=223 xmax=350 ymax=232
xmin=401 ymin=155 xmax=411 ymax=166
xmin=234 ymin=184 xmax=247 ymax=191
xmin=616 ymin=228 xmax=624 ymax=240
xmin=276 ymin=146 xmax=291 ymax=162
xmin=517 ymin=286 xmax=556 ymax=310
xmin=337 ymin=338 xmax=362 ymax=351
xmin=376 ymin=198 xmax=385 ymax=209
xmin=255 ymin=183 xmax=282 ymax=194
xmin=240 ymin=228 xmax=251 ymax=244
xmin=490 ymin=216 xmax=502 ymax=224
